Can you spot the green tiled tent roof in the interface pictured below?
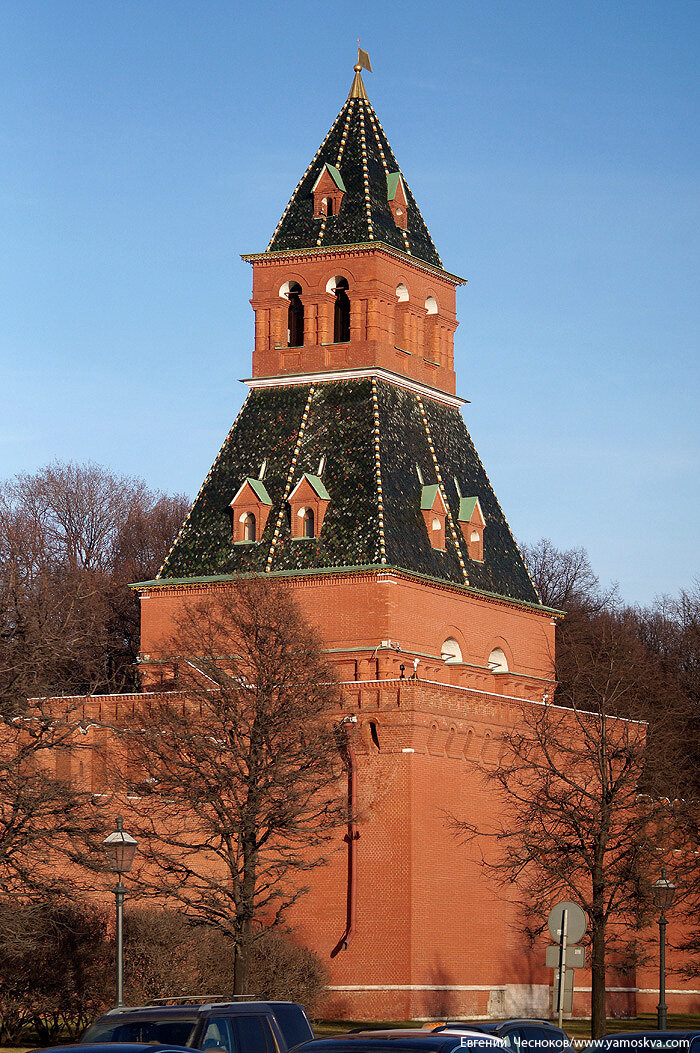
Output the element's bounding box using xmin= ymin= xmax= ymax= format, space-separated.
xmin=266 ymin=88 xmax=442 ymax=268
xmin=158 ymin=379 xmax=539 ymax=606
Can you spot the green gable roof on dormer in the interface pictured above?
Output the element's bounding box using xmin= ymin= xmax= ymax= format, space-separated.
xmin=458 ymin=496 xmax=479 ymax=521
xmin=245 ymin=477 xmax=272 ymax=505
xmin=311 ymin=162 xmax=345 ymax=193
xmin=386 ymin=171 xmax=404 ymax=201
xmin=421 ymin=484 xmax=444 ymax=511
xmin=302 ymin=473 xmax=331 ymax=501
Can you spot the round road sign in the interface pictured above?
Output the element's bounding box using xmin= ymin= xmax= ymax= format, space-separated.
xmin=548 ymin=900 xmax=587 ymax=944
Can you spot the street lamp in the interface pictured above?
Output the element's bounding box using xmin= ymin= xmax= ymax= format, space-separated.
xmin=652 ymin=866 xmax=676 ymax=1030
xmin=103 ymin=816 xmax=138 ymax=1007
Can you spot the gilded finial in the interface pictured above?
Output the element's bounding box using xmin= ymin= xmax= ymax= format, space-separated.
xmin=349 ymin=45 xmax=372 ymax=100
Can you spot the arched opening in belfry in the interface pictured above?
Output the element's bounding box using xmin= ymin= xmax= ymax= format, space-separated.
xmin=322 ymin=196 xmax=334 ymax=216
xmin=287 ymin=282 xmax=304 ymax=347
xmin=333 ymin=277 xmax=350 ymax=343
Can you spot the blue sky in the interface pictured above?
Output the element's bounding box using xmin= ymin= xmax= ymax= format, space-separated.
xmin=2 ymin=0 xmax=698 ymax=605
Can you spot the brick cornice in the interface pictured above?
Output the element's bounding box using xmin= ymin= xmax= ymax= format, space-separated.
xmin=241 ymin=242 xmax=466 ymax=286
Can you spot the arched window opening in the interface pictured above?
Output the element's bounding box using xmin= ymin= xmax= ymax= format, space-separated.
xmin=369 ymin=721 xmax=380 ymax=750
xmin=333 ymin=277 xmax=350 ymax=343
xmin=242 ymin=512 xmax=256 ymax=542
xmin=471 ymin=530 xmax=480 ymax=543
xmin=322 ymin=196 xmax=334 ymax=217
xmin=302 ymin=507 xmax=315 ymax=538
xmin=488 ymin=647 xmax=509 ymax=673
xmin=287 ymin=282 xmax=304 ymax=348
xmin=441 ymin=638 xmax=463 ymax=665
xmin=425 ymin=295 xmax=438 ymax=315
xmin=432 ymin=517 xmax=441 ymax=532
xmin=395 ymin=283 xmax=409 ymax=302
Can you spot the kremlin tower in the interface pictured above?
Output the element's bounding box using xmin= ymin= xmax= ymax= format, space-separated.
xmin=132 ymin=54 xmax=559 ymax=1019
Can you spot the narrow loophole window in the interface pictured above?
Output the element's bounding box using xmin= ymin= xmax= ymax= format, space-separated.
xmin=303 ymin=508 xmax=315 ymax=538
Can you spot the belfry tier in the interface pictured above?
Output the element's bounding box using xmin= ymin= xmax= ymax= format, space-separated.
xmin=243 ymin=73 xmax=461 ymax=396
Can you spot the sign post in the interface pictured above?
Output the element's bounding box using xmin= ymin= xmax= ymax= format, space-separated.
xmin=547 ymin=901 xmax=587 ymax=1024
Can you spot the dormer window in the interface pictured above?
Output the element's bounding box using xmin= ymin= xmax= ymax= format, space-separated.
xmin=289 ymin=473 xmax=331 ymax=540
xmin=312 ymin=163 xmax=345 ymax=218
xmin=457 ymin=496 xmax=485 ymax=561
xmin=420 ymin=484 xmax=447 ymax=550
xmin=387 ymin=172 xmax=408 ymax=230
xmin=230 ymin=478 xmax=273 ymax=544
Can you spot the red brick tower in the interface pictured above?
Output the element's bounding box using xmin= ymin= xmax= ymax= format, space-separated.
xmin=135 ymin=57 xmax=559 ymax=1019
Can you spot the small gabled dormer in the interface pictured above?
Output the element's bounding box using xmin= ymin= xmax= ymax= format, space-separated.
xmin=312 ymin=163 xmax=346 ymax=218
xmin=421 ymin=484 xmax=447 ymax=550
xmin=289 ymin=473 xmax=331 ymax=540
xmin=458 ymin=496 xmax=485 ymax=561
xmin=387 ymin=172 xmax=408 ymax=230
xmin=230 ymin=478 xmax=273 ymax=544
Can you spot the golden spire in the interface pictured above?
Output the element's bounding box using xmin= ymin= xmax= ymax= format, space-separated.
xmin=349 ymin=46 xmax=372 ymax=101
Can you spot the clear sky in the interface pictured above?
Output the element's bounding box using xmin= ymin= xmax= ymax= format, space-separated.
xmin=2 ymin=0 xmax=698 ymax=606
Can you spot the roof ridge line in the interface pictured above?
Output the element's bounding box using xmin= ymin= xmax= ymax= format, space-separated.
xmin=368 ymin=108 xmax=443 ymax=268
xmin=416 ymin=394 xmax=470 ymax=583
xmin=266 ymin=99 xmax=353 ymax=252
xmin=371 ymin=379 xmax=387 ymax=565
xmin=358 ymin=101 xmax=374 ymax=244
xmin=156 ymin=389 xmax=253 ymax=579
xmin=264 ymin=384 xmax=316 ymax=572
xmin=365 ymin=106 xmax=413 ymax=257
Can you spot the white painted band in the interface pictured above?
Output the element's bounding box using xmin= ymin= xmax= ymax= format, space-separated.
xmin=243 ymin=367 xmax=466 ymax=408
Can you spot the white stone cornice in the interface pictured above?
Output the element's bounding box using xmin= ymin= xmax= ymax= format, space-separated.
xmin=242 ymin=367 xmax=468 ymax=408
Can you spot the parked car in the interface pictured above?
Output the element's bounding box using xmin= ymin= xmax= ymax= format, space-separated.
xmin=342 ymin=1031 xmax=506 ymax=1048
xmin=433 ymin=1020 xmax=574 ymax=1053
xmin=293 ymin=1036 xmax=505 ymax=1053
xmin=79 ymin=999 xmax=314 ymax=1053
xmin=583 ymin=1032 xmax=700 ymax=1053
xmin=31 ymin=1043 xmax=201 ymax=1053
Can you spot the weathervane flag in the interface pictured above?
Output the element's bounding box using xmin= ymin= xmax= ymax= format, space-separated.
xmin=357 ymin=47 xmax=372 ymax=72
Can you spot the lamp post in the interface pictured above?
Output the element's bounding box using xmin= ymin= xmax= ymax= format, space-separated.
xmin=102 ymin=816 xmax=138 ymax=1007
xmin=652 ymin=866 xmax=676 ymax=1030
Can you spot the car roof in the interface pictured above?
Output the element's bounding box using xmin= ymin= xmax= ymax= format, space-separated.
xmin=34 ymin=1044 xmax=201 ymax=1053
xmin=438 ymin=1023 xmax=562 ymax=1033
xmin=348 ymin=1032 xmax=503 ymax=1044
xmin=295 ymin=1039 xmax=502 ymax=1052
xmin=97 ymin=1001 xmax=284 ymax=1018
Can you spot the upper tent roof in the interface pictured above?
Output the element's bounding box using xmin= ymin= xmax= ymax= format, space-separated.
xmin=266 ymin=57 xmax=443 ymax=269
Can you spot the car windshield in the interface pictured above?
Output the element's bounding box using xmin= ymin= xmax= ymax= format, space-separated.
xmin=82 ymin=1018 xmax=198 ymax=1046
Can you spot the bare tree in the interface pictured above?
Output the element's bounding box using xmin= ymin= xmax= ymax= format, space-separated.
xmin=0 ymin=898 xmax=112 ymax=1044
xmin=521 ymin=538 xmax=617 ymax=613
xmin=454 ymin=607 xmax=691 ymax=1038
xmin=126 ymin=579 xmax=347 ymax=994
xmin=0 ymin=697 xmax=107 ymax=901
xmin=0 ymin=461 xmax=189 ymax=707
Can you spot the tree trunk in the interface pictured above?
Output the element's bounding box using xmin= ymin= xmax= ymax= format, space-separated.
xmin=590 ymin=918 xmax=607 ymax=1037
xmin=233 ymin=915 xmax=252 ymax=996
